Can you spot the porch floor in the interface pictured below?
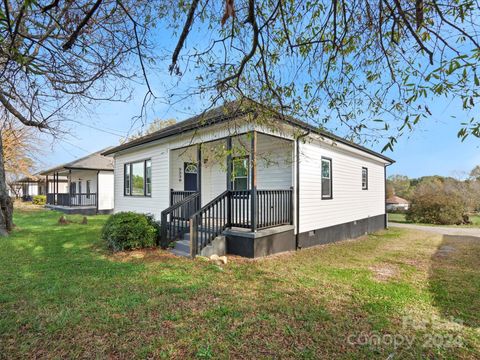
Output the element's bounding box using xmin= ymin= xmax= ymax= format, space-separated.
xmin=45 ymin=204 xmax=100 ymax=215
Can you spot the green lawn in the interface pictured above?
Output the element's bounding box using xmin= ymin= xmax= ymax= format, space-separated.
xmin=1 ymin=208 xmax=479 ymax=358
xmin=388 ymin=212 xmax=480 ymax=227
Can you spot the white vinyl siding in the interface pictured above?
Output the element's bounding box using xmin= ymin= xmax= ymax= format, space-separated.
xmin=113 ymin=130 xmax=294 ymax=219
xmin=111 ymin=120 xmax=387 ymax=231
xmin=98 ymin=171 xmax=114 ymax=210
xmin=298 ymin=138 xmax=386 ymax=233
xmin=69 ymin=170 xmax=97 ymax=195
xmin=114 ymin=144 xmax=170 ymax=220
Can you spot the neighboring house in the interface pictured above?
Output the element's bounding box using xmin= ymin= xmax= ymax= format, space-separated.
xmin=103 ymin=103 xmax=394 ymax=258
xmin=8 ymin=174 xmax=68 ymax=200
xmin=40 ymin=148 xmax=115 ymax=214
xmin=386 ymin=195 xmax=410 ymax=211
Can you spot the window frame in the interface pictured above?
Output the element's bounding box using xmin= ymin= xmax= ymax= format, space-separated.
xmin=145 ymin=160 xmax=152 ymax=196
xmin=123 ymin=159 xmax=152 ymax=197
xmin=362 ymin=167 xmax=368 ymax=190
xmin=231 ymin=155 xmax=250 ymax=191
xmin=321 ymin=157 xmax=333 ymax=200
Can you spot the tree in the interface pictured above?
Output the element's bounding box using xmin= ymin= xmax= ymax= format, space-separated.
xmin=0 ymin=0 xmax=156 ymax=234
xmin=2 ymin=121 xmax=44 ymax=197
xmin=388 ymin=175 xmax=412 ymax=199
xmin=168 ymin=0 xmax=480 ymax=148
xmin=470 ymin=165 xmax=480 ymax=181
xmin=2 ymin=0 xmax=480 ymax=234
xmin=406 ymin=179 xmax=465 ymax=225
xmin=386 ymin=182 xmax=395 ymax=199
xmin=122 ymin=118 xmax=177 ymax=143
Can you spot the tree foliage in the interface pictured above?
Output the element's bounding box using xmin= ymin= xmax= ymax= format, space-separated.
xmin=390 ymin=168 xmax=480 ymax=217
xmin=406 ymin=179 xmax=466 ymax=225
xmin=2 ymin=121 xmax=42 ymax=181
xmin=0 ymin=0 xmax=156 ymax=233
xmin=122 ymin=118 xmax=177 ymax=143
xmin=167 ymin=0 xmax=480 ymax=146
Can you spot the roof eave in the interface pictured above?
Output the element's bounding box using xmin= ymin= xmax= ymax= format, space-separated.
xmin=102 ymin=108 xmax=394 ymax=164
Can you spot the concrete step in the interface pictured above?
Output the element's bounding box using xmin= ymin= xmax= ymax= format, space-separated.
xmin=170 ymin=247 xmax=190 ymax=258
xmin=173 ymin=239 xmax=190 ymax=253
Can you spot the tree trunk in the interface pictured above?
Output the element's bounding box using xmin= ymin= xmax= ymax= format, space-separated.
xmin=0 ymin=129 xmax=13 ymax=236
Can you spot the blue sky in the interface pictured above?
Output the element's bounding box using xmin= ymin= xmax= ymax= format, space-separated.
xmin=36 ymin=17 xmax=480 ymax=180
xmin=39 ymin=89 xmax=479 ymax=180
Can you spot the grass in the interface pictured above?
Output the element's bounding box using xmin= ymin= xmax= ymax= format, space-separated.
xmin=388 ymin=212 xmax=480 ymax=227
xmin=1 ymin=208 xmax=479 ymax=358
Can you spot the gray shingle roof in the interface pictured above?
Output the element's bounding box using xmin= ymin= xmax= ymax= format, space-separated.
xmin=41 ymin=147 xmax=114 ymax=175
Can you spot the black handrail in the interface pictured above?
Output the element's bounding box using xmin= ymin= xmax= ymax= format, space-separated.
xmin=189 ymin=188 xmax=293 ymax=257
xmin=190 ymin=190 xmax=229 ymax=257
xmin=46 ymin=193 xmax=97 ymax=207
xmin=170 ymin=189 xmax=197 ymax=206
xmin=160 ymin=192 xmax=200 ymax=247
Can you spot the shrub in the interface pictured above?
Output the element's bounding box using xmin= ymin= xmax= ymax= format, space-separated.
xmin=101 ymin=212 xmax=160 ymax=252
xmin=32 ymin=195 xmax=46 ymax=205
xmin=406 ymin=188 xmax=465 ymax=225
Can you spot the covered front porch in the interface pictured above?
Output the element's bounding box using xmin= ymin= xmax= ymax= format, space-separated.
xmin=43 ymin=169 xmax=98 ymax=214
xmin=161 ymin=131 xmax=296 ymax=258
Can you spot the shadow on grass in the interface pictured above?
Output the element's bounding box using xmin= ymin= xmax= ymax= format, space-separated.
xmin=428 ymin=235 xmax=480 ymax=328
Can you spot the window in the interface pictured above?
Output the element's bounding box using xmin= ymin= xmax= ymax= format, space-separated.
xmin=321 ymin=157 xmax=332 ymax=199
xmin=362 ymin=167 xmax=368 ymax=190
xmin=131 ymin=162 xmax=144 ymax=195
xmin=124 ymin=159 xmax=152 ymax=196
xmin=232 ymin=156 xmax=249 ymax=190
xmin=86 ymin=180 xmax=91 ymax=198
xmin=70 ymin=182 xmax=76 ymax=194
xmin=78 ymin=181 xmax=82 ymax=194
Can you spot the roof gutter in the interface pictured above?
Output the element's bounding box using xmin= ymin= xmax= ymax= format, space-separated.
xmin=384 ymin=162 xmax=394 ymax=229
xmin=295 ymin=129 xmax=310 ymax=250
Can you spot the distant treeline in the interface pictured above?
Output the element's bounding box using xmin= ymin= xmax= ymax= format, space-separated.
xmin=387 ymin=166 xmax=480 ymax=224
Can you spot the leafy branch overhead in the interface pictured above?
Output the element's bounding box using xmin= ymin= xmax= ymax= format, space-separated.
xmin=0 ymin=0 xmax=479 ymax=146
xmin=167 ymin=0 xmax=480 ymax=147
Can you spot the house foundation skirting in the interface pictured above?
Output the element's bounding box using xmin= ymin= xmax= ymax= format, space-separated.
xmin=297 ymin=214 xmax=386 ymax=249
xmin=225 ymin=225 xmax=296 ymax=258
xmin=224 ymin=214 xmax=386 ymax=258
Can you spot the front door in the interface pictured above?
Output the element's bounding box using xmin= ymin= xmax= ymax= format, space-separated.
xmin=184 ymin=162 xmax=198 ymax=191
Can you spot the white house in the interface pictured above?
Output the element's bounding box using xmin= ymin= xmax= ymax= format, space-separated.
xmin=8 ymin=174 xmax=68 ymax=199
xmin=103 ymin=103 xmax=394 ymax=258
xmin=386 ymin=195 xmax=410 ymax=211
xmin=41 ymin=148 xmax=115 ymax=214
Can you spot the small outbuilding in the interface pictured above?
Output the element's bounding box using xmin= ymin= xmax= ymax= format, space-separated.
xmin=386 ymin=195 xmax=410 ymax=211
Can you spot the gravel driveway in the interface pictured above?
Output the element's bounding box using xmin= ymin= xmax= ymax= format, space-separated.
xmin=389 ymin=222 xmax=480 ymax=237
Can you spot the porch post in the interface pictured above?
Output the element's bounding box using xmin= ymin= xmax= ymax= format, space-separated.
xmin=68 ymin=170 xmax=72 ymax=207
xmin=46 ymin=175 xmax=49 ymax=202
xmin=197 ymin=143 xmax=202 ymax=205
xmin=96 ymin=170 xmax=99 ymax=214
xmin=54 ymin=172 xmax=57 ymax=205
xmin=226 ymin=136 xmax=232 ymax=227
xmin=250 ymin=131 xmax=257 ymax=232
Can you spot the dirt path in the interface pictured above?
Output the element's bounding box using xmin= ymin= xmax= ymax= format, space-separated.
xmin=390 ymin=222 xmax=480 ymax=237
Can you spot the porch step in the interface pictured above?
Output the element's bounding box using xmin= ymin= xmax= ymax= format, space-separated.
xmin=170 ymin=239 xmax=190 ymax=258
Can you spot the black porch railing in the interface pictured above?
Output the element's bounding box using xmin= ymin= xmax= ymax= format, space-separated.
xmin=160 ymin=192 xmax=200 ymax=247
xmin=189 ymin=188 xmax=293 ymax=257
xmin=170 ymin=189 xmax=197 ymax=206
xmin=46 ymin=193 xmax=55 ymax=205
xmin=46 ymin=193 xmax=97 ymax=207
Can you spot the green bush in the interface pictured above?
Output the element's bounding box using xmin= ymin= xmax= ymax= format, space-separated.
xmin=32 ymin=195 xmax=46 ymax=205
xmin=101 ymin=212 xmax=160 ymax=252
xmin=406 ymin=192 xmax=465 ymax=225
